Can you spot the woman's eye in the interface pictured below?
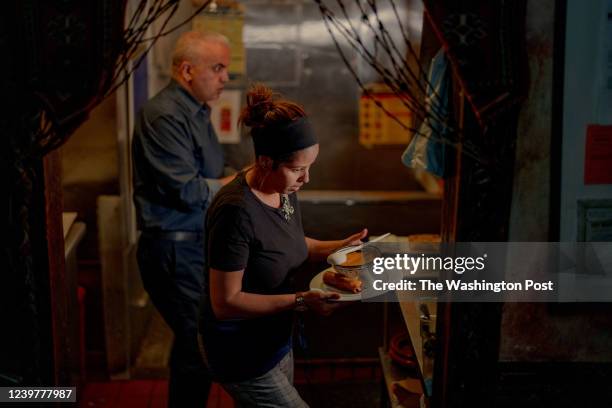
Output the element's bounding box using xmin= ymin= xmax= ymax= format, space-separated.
xmin=293 ymin=168 xmax=303 ymax=173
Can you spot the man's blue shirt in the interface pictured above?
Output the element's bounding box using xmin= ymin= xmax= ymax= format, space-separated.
xmin=132 ymin=80 xmax=224 ymax=232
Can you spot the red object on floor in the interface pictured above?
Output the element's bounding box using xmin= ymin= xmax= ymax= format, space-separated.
xmin=80 ymin=380 xmax=234 ymax=408
xmin=389 ymin=332 xmax=417 ymax=369
xmin=77 ymin=286 xmax=87 ymax=382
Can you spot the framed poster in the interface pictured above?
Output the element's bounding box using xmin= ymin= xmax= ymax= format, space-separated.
xmin=209 ymin=89 xmax=242 ymax=144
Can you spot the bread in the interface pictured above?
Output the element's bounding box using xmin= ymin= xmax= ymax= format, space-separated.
xmin=323 ymin=271 xmax=363 ymax=293
xmin=407 ymin=234 xmax=441 ymax=243
xmin=407 ymin=234 xmax=441 ymax=253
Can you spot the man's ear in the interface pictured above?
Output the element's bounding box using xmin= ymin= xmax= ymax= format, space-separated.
xmin=179 ymin=62 xmax=192 ymax=82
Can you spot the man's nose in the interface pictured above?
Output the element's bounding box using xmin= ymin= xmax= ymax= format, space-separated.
xmin=301 ymin=169 xmax=310 ymax=184
xmin=221 ymin=70 xmax=229 ymax=83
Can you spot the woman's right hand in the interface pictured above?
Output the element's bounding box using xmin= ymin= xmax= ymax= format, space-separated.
xmin=301 ymin=290 xmax=342 ymax=316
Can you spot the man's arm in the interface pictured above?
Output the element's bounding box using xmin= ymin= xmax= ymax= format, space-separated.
xmin=138 ymin=115 xmax=226 ymax=208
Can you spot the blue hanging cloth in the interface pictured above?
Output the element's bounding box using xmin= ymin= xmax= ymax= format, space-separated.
xmin=401 ymin=48 xmax=450 ymax=179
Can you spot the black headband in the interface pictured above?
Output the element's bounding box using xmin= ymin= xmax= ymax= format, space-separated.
xmin=251 ymin=117 xmax=317 ymax=158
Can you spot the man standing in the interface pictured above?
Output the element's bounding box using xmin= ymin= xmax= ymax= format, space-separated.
xmin=132 ymin=31 xmax=232 ymax=407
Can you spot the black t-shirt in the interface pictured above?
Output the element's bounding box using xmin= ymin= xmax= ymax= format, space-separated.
xmin=199 ymin=172 xmax=308 ymax=382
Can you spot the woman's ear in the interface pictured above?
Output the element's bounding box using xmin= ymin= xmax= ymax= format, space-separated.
xmin=257 ymin=156 xmax=272 ymax=169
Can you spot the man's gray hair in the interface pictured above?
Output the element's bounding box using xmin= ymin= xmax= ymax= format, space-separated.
xmin=171 ymin=31 xmax=230 ymax=71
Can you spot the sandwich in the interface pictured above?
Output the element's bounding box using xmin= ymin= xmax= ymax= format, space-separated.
xmin=323 ymin=270 xmax=363 ymax=293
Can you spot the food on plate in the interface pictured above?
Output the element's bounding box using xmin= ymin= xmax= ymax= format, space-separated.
xmin=339 ymin=251 xmax=365 ymax=267
xmin=323 ymin=270 xmax=363 ymax=293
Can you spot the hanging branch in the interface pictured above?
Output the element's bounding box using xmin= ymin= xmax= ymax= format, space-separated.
xmin=108 ymin=0 xmax=216 ymax=94
xmin=31 ymin=0 xmax=213 ymax=158
xmin=332 ymin=0 xmax=442 ymax=124
xmin=335 ymin=1 xmax=436 ymax=122
xmin=332 ymin=0 xmax=448 ymax=123
xmin=314 ymin=0 xmax=484 ymax=162
xmin=361 ymin=0 xmax=450 ymax=122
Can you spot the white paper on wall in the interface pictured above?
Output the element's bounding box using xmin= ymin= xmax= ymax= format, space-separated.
xmin=209 ymin=89 xmax=242 ymax=144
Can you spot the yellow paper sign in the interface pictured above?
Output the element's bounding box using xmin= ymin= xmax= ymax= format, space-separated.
xmin=192 ymin=11 xmax=245 ymax=77
xmin=359 ymin=91 xmax=413 ymax=147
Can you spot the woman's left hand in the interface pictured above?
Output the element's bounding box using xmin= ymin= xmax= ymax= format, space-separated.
xmin=302 ymin=290 xmax=343 ymax=316
xmin=341 ymin=228 xmax=368 ymax=247
xmin=304 ymin=228 xmax=369 ymax=262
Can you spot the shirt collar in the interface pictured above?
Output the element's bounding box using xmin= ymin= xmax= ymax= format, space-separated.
xmin=169 ymin=79 xmax=210 ymax=118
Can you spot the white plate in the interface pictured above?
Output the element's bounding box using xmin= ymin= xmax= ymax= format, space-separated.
xmin=309 ymin=267 xmax=362 ymax=301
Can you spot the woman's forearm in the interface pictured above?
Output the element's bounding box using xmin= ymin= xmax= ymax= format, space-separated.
xmin=305 ymin=229 xmax=368 ymax=261
xmin=212 ymin=288 xmax=296 ymax=320
xmin=210 ymin=268 xmax=296 ymax=320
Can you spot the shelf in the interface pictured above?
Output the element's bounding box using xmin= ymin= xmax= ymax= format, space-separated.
xmin=298 ymin=190 xmax=441 ymax=204
xmin=378 ymin=234 xmax=438 ymax=404
xmin=395 ymin=297 xmax=436 ymax=399
xmin=378 ymin=347 xmax=424 ymax=408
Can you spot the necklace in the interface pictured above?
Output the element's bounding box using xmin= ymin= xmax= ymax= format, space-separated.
xmin=280 ymin=194 xmax=294 ymax=222
xmin=246 ymin=170 xmax=294 ymax=222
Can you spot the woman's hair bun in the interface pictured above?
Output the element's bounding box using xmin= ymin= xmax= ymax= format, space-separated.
xmin=239 ymin=83 xmax=305 ymax=129
xmin=239 ymin=83 xmax=275 ymax=128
